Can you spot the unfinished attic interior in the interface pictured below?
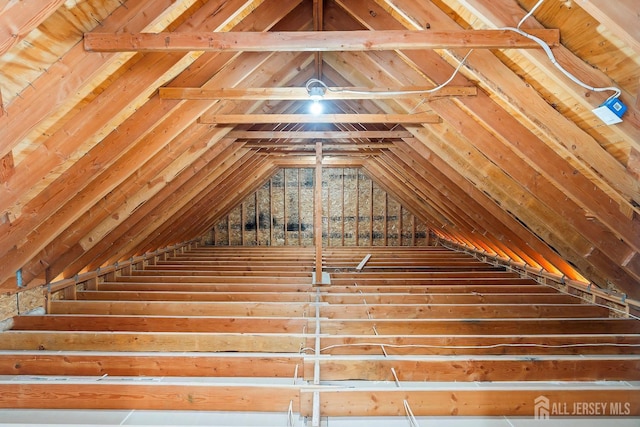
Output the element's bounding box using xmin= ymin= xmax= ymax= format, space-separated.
xmin=1 ymin=0 xmax=640 ymax=424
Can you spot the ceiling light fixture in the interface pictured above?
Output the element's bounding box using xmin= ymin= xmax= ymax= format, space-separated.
xmin=307 ymin=83 xmax=326 ymax=115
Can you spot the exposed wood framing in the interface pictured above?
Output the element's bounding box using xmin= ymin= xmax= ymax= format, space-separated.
xmin=0 ymin=246 xmax=637 ymax=417
xmin=159 ymin=86 xmax=477 ymax=100
xmin=199 ymin=113 xmax=441 ymax=124
xmin=230 ymin=130 xmax=413 ymax=139
xmin=83 ymin=29 xmax=560 ymax=52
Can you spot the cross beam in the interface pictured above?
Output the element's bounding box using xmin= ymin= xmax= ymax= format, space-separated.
xmin=159 ymin=86 xmax=477 ymax=100
xmin=84 ymin=29 xmax=559 ymax=52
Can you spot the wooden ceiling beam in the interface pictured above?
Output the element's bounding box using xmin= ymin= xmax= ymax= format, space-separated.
xmin=159 ymin=85 xmax=477 ymax=100
xmin=230 ymin=130 xmax=412 ymax=139
xmin=245 ymin=143 xmax=395 ymax=149
xmin=84 ymin=29 xmax=559 ymax=52
xmin=199 ymin=112 xmax=441 ymax=124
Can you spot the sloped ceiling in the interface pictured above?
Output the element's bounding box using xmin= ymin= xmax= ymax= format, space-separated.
xmin=0 ymin=0 xmax=638 ymax=298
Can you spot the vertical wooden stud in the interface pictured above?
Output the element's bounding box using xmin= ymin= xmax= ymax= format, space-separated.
xmin=383 ymin=192 xmax=388 ymax=246
xmin=369 ymin=179 xmax=374 ymax=245
xmin=284 ymin=170 xmax=288 ymax=246
xmin=355 ymin=170 xmax=360 ymax=246
xmin=269 ymin=177 xmax=274 ymax=246
xmin=314 ymin=142 xmax=323 ymax=283
xmin=399 ymin=206 xmax=403 ymax=246
xmin=298 ymin=168 xmax=302 ymax=246
xmin=341 ymin=168 xmax=345 ymax=246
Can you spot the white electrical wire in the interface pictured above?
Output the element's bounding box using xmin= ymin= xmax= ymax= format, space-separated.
xmin=506 ymin=0 xmax=620 ymax=101
xmin=317 ymin=342 xmax=640 ymax=353
xmin=305 ymin=0 xmax=622 ymax=102
xmin=403 ymin=400 xmax=421 ymax=427
xmin=305 ymin=50 xmax=474 ymax=97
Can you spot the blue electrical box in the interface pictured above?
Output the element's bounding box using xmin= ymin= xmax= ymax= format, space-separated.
xmin=593 ymin=96 xmax=627 ymax=125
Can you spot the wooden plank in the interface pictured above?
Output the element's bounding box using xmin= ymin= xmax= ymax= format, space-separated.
xmin=198 ymin=112 xmax=441 ymax=124
xmin=320 ymin=303 xmax=609 ymax=319
xmin=0 ymin=383 xmax=299 ymax=411
xmin=75 ymin=291 xmax=313 ymax=302
xmin=98 ymin=282 xmax=313 ymax=293
xmin=49 ymin=300 xmax=310 ymax=317
xmin=314 ymin=142 xmax=324 ymax=283
xmin=314 ymin=356 xmax=640 ymax=381
xmin=300 ymin=388 xmax=640 ymax=416
xmin=229 ymin=130 xmax=414 ymax=139
xmin=12 ymin=315 xmax=309 ymax=333
xmin=317 ymin=318 xmax=640 ymax=335
xmin=83 ymin=29 xmax=560 ymax=52
xmin=319 ymin=292 xmax=579 ymax=304
xmin=0 ymin=353 xmax=303 ymax=377
xmin=14 ymin=316 xmax=637 ymax=335
xmin=112 ymin=275 xmax=309 ymax=284
xmin=313 ymin=335 xmax=640 ymax=355
xmin=159 ymin=85 xmax=477 ymax=100
xmin=325 ymin=283 xmax=559 ymax=293
xmin=0 ymin=331 xmax=306 ymax=352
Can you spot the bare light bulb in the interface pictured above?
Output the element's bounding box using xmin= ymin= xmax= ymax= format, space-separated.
xmin=309 ymin=100 xmax=323 ymax=115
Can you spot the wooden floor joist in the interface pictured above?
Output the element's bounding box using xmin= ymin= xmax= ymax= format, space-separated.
xmin=0 ymin=245 xmax=638 ymax=417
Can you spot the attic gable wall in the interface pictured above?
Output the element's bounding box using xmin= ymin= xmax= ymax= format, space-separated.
xmin=208 ymin=167 xmax=430 ymax=246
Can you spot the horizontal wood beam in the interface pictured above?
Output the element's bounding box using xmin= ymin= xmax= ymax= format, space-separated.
xmin=198 ymin=112 xmax=441 ymax=124
xmin=84 ymin=29 xmax=560 ymax=52
xmin=313 ymin=356 xmax=640 ymax=382
xmin=0 ymin=383 xmax=299 ymax=411
xmin=159 ymin=86 xmax=477 ymax=100
xmin=244 ymin=143 xmax=396 ymax=150
xmin=300 ymin=388 xmax=640 ymax=416
xmin=0 ymin=331 xmax=306 ymax=352
xmin=12 ymin=315 xmax=308 ymax=333
xmin=229 ymin=130 xmax=414 ymax=139
xmin=321 ymin=303 xmax=609 ymax=318
xmin=98 ymin=282 xmax=313 ymax=292
xmin=312 ymin=335 xmax=640 ymax=355
xmin=49 ymin=300 xmax=311 ymax=317
xmin=69 ymin=290 xmax=577 ymax=304
xmin=14 ymin=315 xmax=638 ymax=335
xmin=0 ymin=352 xmax=637 ymax=382
xmin=0 ymin=353 xmax=303 ymax=377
